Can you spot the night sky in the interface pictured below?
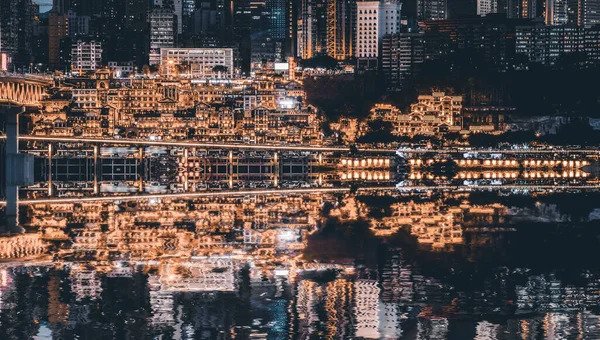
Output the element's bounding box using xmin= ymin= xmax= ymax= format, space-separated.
xmin=37 ymin=0 xmax=52 ymax=12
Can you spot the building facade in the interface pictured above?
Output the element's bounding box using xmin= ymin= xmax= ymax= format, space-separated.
xmin=71 ymin=40 xmax=103 ymax=72
xmin=149 ymin=9 xmax=176 ymax=65
xmin=355 ymin=0 xmax=401 ymax=68
xmin=159 ymin=48 xmax=234 ymax=77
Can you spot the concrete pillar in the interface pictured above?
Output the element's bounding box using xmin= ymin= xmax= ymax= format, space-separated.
xmin=47 ymin=144 xmax=53 ymax=196
xmin=93 ymin=145 xmax=99 ymax=194
xmin=4 ymin=106 xmax=25 ymax=232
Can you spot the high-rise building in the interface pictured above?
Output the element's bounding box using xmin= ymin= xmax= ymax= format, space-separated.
xmin=579 ymin=0 xmax=600 ymax=28
xmin=149 ymin=9 xmax=175 ymax=65
xmin=233 ymin=0 xmax=252 ymax=72
xmin=297 ymin=0 xmax=328 ymax=59
xmin=67 ymin=10 xmax=91 ymax=38
xmin=48 ymin=11 xmax=68 ymax=68
xmin=182 ymin=0 xmax=196 ymax=32
xmin=0 ymin=0 xmax=35 ymax=67
xmin=326 ymin=0 xmax=357 ymax=60
xmin=515 ymin=24 xmax=582 ymax=64
xmin=52 ymin=0 xmax=71 ymax=14
xmin=101 ymin=0 xmax=151 ymax=66
xmin=417 ymin=0 xmax=447 ymax=20
xmin=71 ymin=40 xmax=102 ymax=72
xmin=519 ymin=0 xmax=539 ymax=18
xmin=420 ymin=16 xmax=532 ymax=70
xmin=355 ymin=0 xmax=401 ymax=68
xmin=381 ymin=32 xmax=425 ymax=89
xmin=477 ymin=0 xmax=498 ymax=16
xmin=546 ymin=0 xmax=569 ymax=24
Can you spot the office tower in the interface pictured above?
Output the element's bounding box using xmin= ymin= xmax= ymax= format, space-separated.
xmin=182 ymin=0 xmax=196 ymax=32
xmin=417 ymin=0 xmax=447 ymax=20
xmin=149 ymin=9 xmax=176 ymax=65
xmin=52 ymin=0 xmax=71 ymax=14
xmin=48 ymin=11 xmax=68 ymax=68
xmin=546 ymin=0 xmax=569 ymax=24
xmin=327 ymin=0 xmax=357 ymax=60
xmin=250 ymin=0 xmax=277 ymax=68
xmin=381 ymin=32 xmax=425 ymax=89
xmin=354 ymin=279 xmax=381 ymax=339
xmin=101 ymin=0 xmax=151 ymax=66
xmin=67 ymin=10 xmax=91 ymax=38
xmin=297 ymin=0 xmax=328 ymax=59
xmin=579 ymin=0 xmax=600 ymax=27
xmin=520 ymin=0 xmax=538 ymax=18
xmin=515 ymin=25 xmax=581 ymax=65
xmin=71 ymin=40 xmax=102 ymax=72
xmin=287 ymin=0 xmax=298 ymax=57
xmin=477 ymin=0 xmax=498 ymax=16
xmin=0 ymin=0 xmax=35 ymax=66
xmin=356 ymin=0 xmax=401 ymax=68
xmin=420 ymin=17 xmax=521 ymax=70
xmin=567 ymin=0 xmax=580 ymax=24
xmin=233 ymin=0 xmax=252 ymax=72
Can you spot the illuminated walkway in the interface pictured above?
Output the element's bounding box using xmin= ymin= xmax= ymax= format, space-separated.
xmin=1 ymin=187 xmax=353 ymax=205
xmin=396 ymin=148 xmax=600 ymax=154
xmin=15 ymin=135 xmax=353 ymax=152
xmin=5 ymin=136 xmax=597 ymax=155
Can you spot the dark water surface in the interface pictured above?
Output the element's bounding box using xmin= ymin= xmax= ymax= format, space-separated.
xmin=1 ymin=190 xmax=600 ymax=339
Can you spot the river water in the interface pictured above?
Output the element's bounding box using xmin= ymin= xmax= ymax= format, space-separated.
xmin=1 ymin=189 xmax=600 ymax=339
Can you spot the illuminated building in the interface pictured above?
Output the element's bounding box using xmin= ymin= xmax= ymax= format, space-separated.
xmin=48 ymin=12 xmax=69 ymax=68
xmin=298 ymin=0 xmax=328 ymax=59
xmin=361 ymin=94 xmax=463 ymax=137
xmin=477 ymin=0 xmax=498 ymax=16
xmin=71 ymin=40 xmax=102 ymax=73
xmin=326 ymin=0 xmax=357 ymax=60
xmin=159 ymin=48 xmax=234 ymax=78
xmin=0 ymin=0 xmax=35 ymax=66
xmin=354 ymin=279 xmax=381 ymax=338
xmin=545 ymin=0 xmax=569 ymax=24
xmin=356 ymin=0 xmax=402 ymax=69
xmin=579 ymin=0 xmax=600 ymax=27
xmin=515 ymin=25 xmax=581 ymax=65
xmin=381 ymin=32 xmax=425 ymax=89
xmin=417 ymin=0 xmax=447 ymax=20
xmin=149 ymin=9 xmax=175 ymax=65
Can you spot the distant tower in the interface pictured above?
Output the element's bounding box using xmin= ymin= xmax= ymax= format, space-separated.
xmin=417 ymin=0 xmax=447 ymax=20
xmin=477 ymin=0 xmax=498 ymax=16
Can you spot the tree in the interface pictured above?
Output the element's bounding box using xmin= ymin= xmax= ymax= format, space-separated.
xmin=212 ymin=65 xmax=228 ymax=73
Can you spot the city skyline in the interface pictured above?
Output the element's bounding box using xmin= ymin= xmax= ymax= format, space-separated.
xmin=2 ymin=0 xmax=600 ymax=338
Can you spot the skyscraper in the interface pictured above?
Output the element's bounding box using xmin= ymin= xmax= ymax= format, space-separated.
xmin=326 ymin=0 xmax=356 ymax=60
xmin=297 ymin=0 xmax=328 ymax=59
xmin=356 ymin=0 xmax=401 ymax=68
xmin=477 ymin=0 xmax=498 ymax=16
xmin=579 ymin=0 xmax=600 ymax=28
xmin=417 ymin=0 xmax=447 ymax=20
xmin=545 ymin=0 xmax=569 ymax=24
xmin=149 ymin=9 xmax=175 ymax=65
xmin=48 ymin=11 xmax=68 ymax=68
xmin=0 ymin=0 xmax=35 ymax=67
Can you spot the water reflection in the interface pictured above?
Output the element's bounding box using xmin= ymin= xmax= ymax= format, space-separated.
xmin=1 ymin=190 xmax=600 ymax=338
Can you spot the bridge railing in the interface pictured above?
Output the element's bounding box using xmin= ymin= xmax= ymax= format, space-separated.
xmin=0 ymin=72 xmax=53 ymax=83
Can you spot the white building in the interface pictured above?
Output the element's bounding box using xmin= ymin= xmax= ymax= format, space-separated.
xmin=108 ymin=61 xmax=135 ymax=78
xmin=545 ymin=0 xmax=568 ymax=25
xmin=159 ymin=48 xmax=234 ymax=78
xmin=476 ymin=0 xmax=498 ymax=16
xmin=149 ymin=9 xmax=175 ymax=65
xmin=356 ymin=0 xmax=401 ymax=66
xmin=71 ymin=40 xmax=102 ymax=73
xmin=354 ymin=279 xmax=381 ymax=339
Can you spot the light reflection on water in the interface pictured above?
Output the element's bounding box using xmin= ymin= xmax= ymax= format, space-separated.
xmin=0 ymin=190 xmax=600 ymax=339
